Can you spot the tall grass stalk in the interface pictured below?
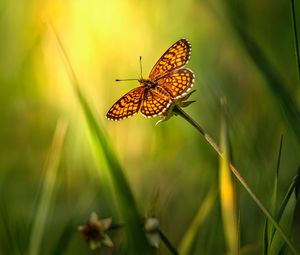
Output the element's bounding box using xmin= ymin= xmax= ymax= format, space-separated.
xmin=219 ymin=100 xmax=239 ymax=254
xmin=48 ymin=20 xmax=153 ymax=254
xmin=269 ymin=170 xmax=299 ymax=254
xmin=290 ymin=0 xmax=300 ymax=87
xmin=173 ymin=106 xmax=299 ymax=254
xmin=28 ymin=119 xmax=68 ymax=255
xmin=178 ymin=186 xmax=217 ymax=255
xmin=263 ymin=136 xmax=283 ymax=254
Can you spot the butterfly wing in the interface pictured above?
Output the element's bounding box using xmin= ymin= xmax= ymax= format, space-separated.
xmin=106 ymin=86 xmax=144 ymax=121
xmin=156 ymin=68 xmax=195 ymax=99
xmin=107 ymin=39 xmax=194 ymax=121
xmin=140 ymin=86 xmax=172 ymax=117
xmin=149 ymin=38 xmax=191 ymax=81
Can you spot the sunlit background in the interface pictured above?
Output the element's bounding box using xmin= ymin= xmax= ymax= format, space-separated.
xmin=1 ymin=0 xmax=299 ymax=254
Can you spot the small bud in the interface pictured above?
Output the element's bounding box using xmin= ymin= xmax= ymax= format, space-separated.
xmin=144 ymin=217 xmax=160 ymax=248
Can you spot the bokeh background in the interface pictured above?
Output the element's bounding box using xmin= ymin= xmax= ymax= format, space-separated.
xmin=1 ymin=0 xmax=299 ymax=254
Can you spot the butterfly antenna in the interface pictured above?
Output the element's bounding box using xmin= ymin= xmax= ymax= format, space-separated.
xmin=115 ymin=78 xmax=139 ymax=82
xmin=139 ymin=56 xmax=143 ymax=79
xmin=115 ymin=56 xmax=143 ymax=82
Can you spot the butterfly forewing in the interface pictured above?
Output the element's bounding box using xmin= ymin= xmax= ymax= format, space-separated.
xmin=149 ymin=38 xmax=191 ymax=81
xmin=157 ymin=68 xmax=195 ymax=99
xmin=106 ymin=86 xmax=144 ymax=120
xmin=140 ymin=87 xmax=172 ymax=117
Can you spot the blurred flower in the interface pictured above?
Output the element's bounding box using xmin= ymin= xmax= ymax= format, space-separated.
xmin=144 ymin=217 xmax=160 ymax=248
xmin=156 ymin=90 xmax=196 ymax=125
xmin=78 ymin=212 xmax=113 ymax=250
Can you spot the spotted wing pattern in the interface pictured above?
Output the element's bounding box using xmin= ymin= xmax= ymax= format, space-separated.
xmin=106 ymin=39 xmax=194 ymax=121
xmin=140 ymin=86 xmax=172 ymax=117
xmin=149 ymin=38 xmax=191 ymax=81
xmin=157 ymin=68 xmax=195 ymax=99
xmin=106 ymin=86 xmax=144 ymax=120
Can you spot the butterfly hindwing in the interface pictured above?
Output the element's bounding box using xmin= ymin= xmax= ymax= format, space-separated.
xmin=149 ymin=38 xmax=191 ymax=81
xmin=140 ymin=86 xmax=172 ymax=117
xmin=156 ymin=68 xmax=195 ymax=99
xmin=106 ymin=86 xmax=144 ymax=120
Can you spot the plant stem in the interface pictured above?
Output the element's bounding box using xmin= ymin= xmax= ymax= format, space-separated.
xmin=158 ymin=229 xmax=179 ymax=255
xmin=173 ymin=106 xmax=299 ymax=255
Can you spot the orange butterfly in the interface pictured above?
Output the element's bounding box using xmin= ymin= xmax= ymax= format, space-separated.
xmin=106 ymin=38 xmax=195 ymax=121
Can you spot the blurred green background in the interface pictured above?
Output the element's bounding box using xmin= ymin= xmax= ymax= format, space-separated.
xmin=1 ymin=0 xmax=299 ymax=254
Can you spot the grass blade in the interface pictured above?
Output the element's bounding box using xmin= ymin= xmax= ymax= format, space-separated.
xmin=178 ymin=186 xmax=217 ymax=255
xmin=291 ymin=166 xmax=300 ymax=251
xmin=269 ymin=173 xmax=298 ymax=254
xmin=29 ymin=119 xmax=68 ymax=255
xmin=49 ymin=20 xmax=153 ymax=254
xmin=222 ymin=2 xmax=300 ymax=144
xmin=219 ymin=99 xmax=239 ymax=254
xmin=263 ymin=221 xmax=269 ymax=255
xmin=75 ymin=87 xmax=152 ymax=254
xmin=263 ymin=136 xmax=283 ymax=254
xmin=0 ymin=198 xmax=17 ymax=254
xmin=174 ymin=106 xmax=299 ymax=254
xmin=290 ymin=0 xmax=300 ymax=87
xmin=269 ymin=136 xmax=283 ymax=243
xmin=50 ymin=221 xmax=74 ymax=255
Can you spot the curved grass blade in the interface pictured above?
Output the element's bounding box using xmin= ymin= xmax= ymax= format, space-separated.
xmin=292 ymin=166 xmax=300 ymax=251
xmin=219 ymin=99 xmax=239 ymax=254
xmin=0 ymin=196 xmax=28 ymax=254
xmin=29 ymin=119 xmax=68 ymax=255
xmin=290 ymin=0 xmax=300 ymax=87
xmin=173 ymin=106 xmax=299 ymax=254
xmin=263 ymin=136 xmax=283 ymax=254
xmin=50 ymin=220 xmax=74 ymax=255
xmin=178 ymin=186 xmax=217 ymax=255
xmin=269 ymin=173 xmax=298 ymax=254
xmin=48 ymin=20 xmax=153 ymax=254
xmin=221 ymin=1 xmax=300 ymax=144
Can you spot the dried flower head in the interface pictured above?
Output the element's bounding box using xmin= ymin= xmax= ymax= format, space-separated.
xmin=78 ymin=212 xmax=113 ymax=250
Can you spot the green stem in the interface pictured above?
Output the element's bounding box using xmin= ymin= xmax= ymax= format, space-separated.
xmin=173 ymin=106 xmax=299 ymax=255
xmin=290 ymin=0 xmax=300 ymax=87
xmin=158 ymin=229 xmax=179 ymax=255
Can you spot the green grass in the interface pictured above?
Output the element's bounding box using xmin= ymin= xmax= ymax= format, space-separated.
xmin=0 ymin=0 xmax=300 ymax=254
xmin=29 ymin=119 xmax=68 ymax=255
xmin=50 ymin=21 xmax=153 ymax=254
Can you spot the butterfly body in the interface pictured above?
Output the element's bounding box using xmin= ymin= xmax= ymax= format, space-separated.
xmin=106 ymin=39 xmax=195 ymax=121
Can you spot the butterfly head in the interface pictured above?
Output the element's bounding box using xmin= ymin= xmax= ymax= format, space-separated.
xmin=138 ymin=78 xmax=157 ymax=89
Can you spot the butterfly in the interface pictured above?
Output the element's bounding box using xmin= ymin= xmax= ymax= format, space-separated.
xmin=106 ymin=38 xmax=195 ymax=121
